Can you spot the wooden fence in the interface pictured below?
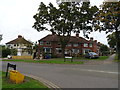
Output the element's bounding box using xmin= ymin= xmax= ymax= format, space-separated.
xmin=12 ymin=56 xmax=33 ymax=59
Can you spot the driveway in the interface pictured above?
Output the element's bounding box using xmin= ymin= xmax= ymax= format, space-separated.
xmin=2 ymin=56 xmax=118 ymax=88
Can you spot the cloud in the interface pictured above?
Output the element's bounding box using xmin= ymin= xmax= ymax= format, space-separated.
xmin=0 ymin=0 xmax=108 ymax=45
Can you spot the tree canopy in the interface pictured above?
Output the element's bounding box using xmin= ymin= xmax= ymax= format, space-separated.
xmin=107 ymin=32 xmax=116 ymax=49
xmin=94 ymin=1 xmax=120 ymax=60
xmin=33 ymin=2 xmax=98 ymax=60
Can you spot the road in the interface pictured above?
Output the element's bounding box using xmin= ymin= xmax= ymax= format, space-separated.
xmin=2 ymin=59 xmax=118 ymax=88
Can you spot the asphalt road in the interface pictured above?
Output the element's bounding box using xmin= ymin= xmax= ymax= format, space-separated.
xmin=2 ymin=60 xmax=118 ymax=88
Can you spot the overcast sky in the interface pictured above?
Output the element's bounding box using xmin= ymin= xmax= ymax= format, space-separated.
xmin=0 ymin=0 xmax=110 ymax=45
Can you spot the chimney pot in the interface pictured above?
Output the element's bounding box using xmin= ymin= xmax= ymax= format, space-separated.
xmin=90 ymin=37 xmax=93 ymax=41
xmin=94 ymin=40 xmax=97 ymax=42
xmin=18 ymin=35 xmax=22 ymax=38
xmin=76 ymin=33 xmax=79 ymax=37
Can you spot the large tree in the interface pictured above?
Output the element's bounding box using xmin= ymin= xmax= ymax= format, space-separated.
xmin=94 ymin=1 xmax=120 ymax=60
xmin=107 ymin=32 xmax=116 ymax=49
xmin=33 ymin=2 xmax=98 ymax=61
xmin=100 ymin=44 xmax=110 ymax=56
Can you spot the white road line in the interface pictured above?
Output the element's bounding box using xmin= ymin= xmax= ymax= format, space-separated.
xmin=72 ymin=68 xmax=118 ymax=74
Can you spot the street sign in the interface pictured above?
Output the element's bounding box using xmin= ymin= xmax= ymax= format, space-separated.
xmin=6 ymin=63 xmax=16 ymax=77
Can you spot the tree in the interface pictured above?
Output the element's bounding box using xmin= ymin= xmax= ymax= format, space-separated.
xmin=94 ymin=1 xmax=120 ymax=60
xmin=100 ymin=44 xmax=110 ymax=56
xmin=33 ymin=2 xmax=98 ymax=61
xmin=1 ymin=45 xmax=11 ymax=57
xmin=107 ymin=32 xmax=116 ymax=49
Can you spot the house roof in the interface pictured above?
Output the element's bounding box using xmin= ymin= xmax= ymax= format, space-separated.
xmin=39 ymin=34 xmax=90 ymax=43
xmin=6 ymin=35 xmax=33 ymax=45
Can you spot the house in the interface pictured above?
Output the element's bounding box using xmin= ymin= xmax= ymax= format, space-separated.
xmin=6 ymin=35 xmax=33 ymax=56
xmin=38 ymin=34 xmax=100 ymax=58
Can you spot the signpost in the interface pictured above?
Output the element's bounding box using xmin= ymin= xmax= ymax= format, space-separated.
xmin=6 ymin=63 xmax=16 ymax=77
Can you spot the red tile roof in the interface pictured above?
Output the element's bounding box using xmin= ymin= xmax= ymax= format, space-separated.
xmin=39 ymin=34 xmax=90 ymax=43
xmin=6 ymin=35 xmax=33 ymax=45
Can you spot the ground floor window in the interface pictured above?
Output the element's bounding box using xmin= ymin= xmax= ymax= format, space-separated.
xmin=43 ymin=47 xmax=51 ymax=53
xmin=83 ymin=49 xmax=91 ymax=54
xmin=56 ymin=48 xmax=62 ymax=54
xmin=72 ymin=49 xmax=79 ymax=54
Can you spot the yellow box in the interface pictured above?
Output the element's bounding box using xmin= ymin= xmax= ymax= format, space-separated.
xmin=9 ymin=70 xmax=24 ymax=84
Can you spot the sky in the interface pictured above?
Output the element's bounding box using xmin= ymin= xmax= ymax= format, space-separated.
xmin=0 ymin=0 xmax=110 ymax=45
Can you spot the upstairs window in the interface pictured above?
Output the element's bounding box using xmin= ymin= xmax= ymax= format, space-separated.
xmin=84 ymin=43 xmax=88 ymax=47
xmin=40 ymin=41 xmax=43 ymax=45
xmin=67 ymin=43 xmax=72 ymax=47
xmin=73 ymin=43 xmax=78 ymax=47
xmin=58 ymin=43 xmax=61 ymax=46
xmin=46 ymin=41 xmax=51 ymax=45
xmin=89 ymin=43 xmax=93 ymax=47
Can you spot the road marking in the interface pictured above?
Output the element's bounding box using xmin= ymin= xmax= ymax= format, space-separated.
xmin=24 ymin=74 xmax=61 ymax=90
xmin=81 ymin=69 xmax=118 ymax=74
xmin=72 ymin=68 xmax=118 ymax=74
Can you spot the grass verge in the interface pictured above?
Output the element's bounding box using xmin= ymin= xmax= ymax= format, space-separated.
xmin=1 ymin=71 xmax=49 ymax=89
xmin=74 ymin=56 xmax=109 ymax=61
xmin=114 ymin=54 xmax=120 ymax=62
xmin=3 ymin=58 xmax=84 ymax=64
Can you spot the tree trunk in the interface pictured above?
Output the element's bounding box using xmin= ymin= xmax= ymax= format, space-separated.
xmin=62 ymin=47 xmax=66 ymax=62
xmin=115 ymin=31 xmax=120 ymax=60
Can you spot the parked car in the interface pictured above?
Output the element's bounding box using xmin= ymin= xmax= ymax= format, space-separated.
xmin=85 ymin=52 xmax=99 ymax=59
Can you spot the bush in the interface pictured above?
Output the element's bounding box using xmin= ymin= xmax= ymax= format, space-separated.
xmin=2 ymin=48 xmax=11 ymax=57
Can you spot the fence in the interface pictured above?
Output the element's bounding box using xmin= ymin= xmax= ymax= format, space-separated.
xmin=12 ymin=56 xmax=33 ymax=59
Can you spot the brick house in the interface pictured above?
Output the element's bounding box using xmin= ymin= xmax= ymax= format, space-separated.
xmin=6 ymin=35 xmax=33 ymax=56
xmin=38 ymin=34 xmax=100 ymax=58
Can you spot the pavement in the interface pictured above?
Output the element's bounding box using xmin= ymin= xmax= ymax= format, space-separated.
xmin=1 ymin=54 xmax=119 ymax=88
xmin=79 ymin=54 xmax=116 ymax=65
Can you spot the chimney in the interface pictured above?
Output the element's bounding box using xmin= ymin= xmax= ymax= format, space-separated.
xmin=94 ymin=40 xmax=97 ymax=43
xmin=18 ymin=35 xmax=22 ymax=38
xmin=76 ymin=33 xmax=79 ymax=37
xmin=90 ymin=37 xmax=93 ymax=41
xmin=52 ymin=32 xmax=56 ymax=35
xmin=98 ymin=42 xmax=100 ymax=44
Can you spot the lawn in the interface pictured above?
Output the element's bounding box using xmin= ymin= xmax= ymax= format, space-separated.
xmin=74 ymin=56 xmax=109 ymax=61
xmin=114 ymin=54 xmax=120 ymax=62
xmin=2 ymin=56 xmax=109 ymax=64
xmin=1 ymin=71 xmax=49 ymax=89
xmin=3 ymin=58 xmax=84 ymax=64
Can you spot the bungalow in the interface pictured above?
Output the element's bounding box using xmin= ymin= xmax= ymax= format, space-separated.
xmin=38 ymin=34 xmax=100 ymax=58
xmin=6 ymin=35 xmax=33 ymax=56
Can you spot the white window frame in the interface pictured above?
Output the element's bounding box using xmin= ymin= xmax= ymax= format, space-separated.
xmin=73 ymin=43 xmax=78 ymax=47
xmin=40 ymin=41 xmax=43 ymax=45
xmin=56 ymin=48 xmax=62 ymax=54
xmin=84 ymin=43 xmax=88 ymax=47
xmin=89 ymin=43 xmax=93 ymax=47
xmin=46 ymin=41 xmax=51 ymax=45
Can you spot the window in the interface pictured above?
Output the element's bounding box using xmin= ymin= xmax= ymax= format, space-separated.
xmin=46 ymin=41 xmax=51 ymax=45
xmin=58 ymin=43 xmax=61 ymax=46
xmin=72 ymin=49 xmax=79 ymax=54
xmin=43 ymin=47 xmax=51 ymax=53
xmin=89 ymin=43 xmax=93 ymax=47
xmin=40 ymin=41 xmax=43 ymax=45
xmin=67 ymin=43 xmax=71 ymax=47
xmin=83 ymin=49 xmax=90 ymax=54
xmin=56 ymin=48 xmax=62 ymax=54
xmin=73 ymin=43 xmax=78 ymax=47
xmin=84 ymin=43 xmax=88 ymax=47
